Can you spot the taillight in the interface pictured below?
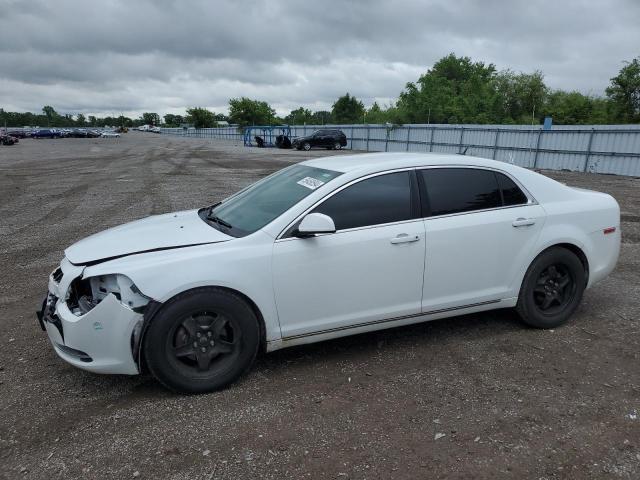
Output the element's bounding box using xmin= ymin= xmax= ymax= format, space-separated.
xmin=603 ymin=227 xmax=616 ymax=235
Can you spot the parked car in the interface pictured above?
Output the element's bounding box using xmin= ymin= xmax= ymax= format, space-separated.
xmin=37 ymin=153 xmax=620 ymax=393
xmin=6 ymin=130 xmax=29 ymax=139
xmin=292 ymin=129 xmax=347 ymax=151
xmin=86 ymin=130 xmax=101 ymax=138
xmin=67 ymin=129 xmax=87 ymax=138
xmin=32 ymin=129 xmax=62 ymax=139
xmin=100 ymin=131 xmax=120 ymax=138
xmin=1 ymin=133 xmax=18 ymax=145
xmin=150 ymin=126 xmax=161 ymax=133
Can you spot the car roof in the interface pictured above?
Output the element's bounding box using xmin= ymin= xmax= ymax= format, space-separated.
xmin=301 ymin=152 xmax=519 ymax=175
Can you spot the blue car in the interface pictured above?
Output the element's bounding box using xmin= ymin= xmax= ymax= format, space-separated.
xmin=32 ymin=129 xmax=62 ymax=139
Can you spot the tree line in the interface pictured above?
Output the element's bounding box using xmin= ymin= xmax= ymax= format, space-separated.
xmin=2 ymin=54 xmax=639 ymax=128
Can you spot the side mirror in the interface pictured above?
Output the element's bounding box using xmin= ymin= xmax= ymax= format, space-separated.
xmin=294 ymin=213 xmax=336 ymax=237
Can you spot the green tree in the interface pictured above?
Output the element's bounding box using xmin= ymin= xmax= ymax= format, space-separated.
xmin=365 ymin=102 xmax=401 ymax=124
xmin=42 ymin=105 xmax=56 ymax=118
xmin=331 ymin=93 xmax=365 ymax=123
xmin=75 ymin=114 xmax=86 ymax=126
xmin=310 ymin=110 xmax=332 ymax=124
xmin=396 ymin=54 xmax=498 ymax=124
xmin=163 ymin=114 xmax=185 ymax=127
xmin=116 ymin=115 xmax=133 ymax=127
xmin=185 ymin=107 xmax=216 ymax=128
xmin=606 ymin=57 xmax=640 ymax=123
xmin=42 ymin=105 xmax=58 ymax=126
xmin=140 ymin=112 xmax=160 ymax=126
xmin=228 ymin=97 xmax=276 ymax=126
xmin=284 ymin=107 xmax=314 ymax=124
xmin=492 ymin=71 xmax=547 ymax=123
xmin=541 ymin=91 xmax=609 ymax=124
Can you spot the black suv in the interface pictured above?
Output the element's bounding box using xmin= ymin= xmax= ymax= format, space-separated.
xmin=292 ymin=129 xmax=347 ymax=151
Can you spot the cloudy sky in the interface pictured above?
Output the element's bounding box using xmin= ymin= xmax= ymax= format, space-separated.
xmin=1 ymin=0 xmax=638 ymax=118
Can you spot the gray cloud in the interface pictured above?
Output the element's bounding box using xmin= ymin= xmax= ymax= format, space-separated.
xmin=1 ymin=0 xmax=638 ymax=117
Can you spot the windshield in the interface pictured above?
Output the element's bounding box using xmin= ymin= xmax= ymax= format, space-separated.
xmin=201 ymin=164 xmax=342 ymax=237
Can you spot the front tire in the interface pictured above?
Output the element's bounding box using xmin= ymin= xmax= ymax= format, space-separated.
xmin=333 ymin=142 xmax=342 ymax=150
xmin=303 ymin=142 xmax=311 ymax=151
xmin=516 ymin=247 xmax=586 ymax=329
xmin=143 ymin=288 xmax=260 ymax=393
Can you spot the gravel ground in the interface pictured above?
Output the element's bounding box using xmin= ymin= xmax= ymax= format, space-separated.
xmin=0 ymin=133 xmax=639 ymax=480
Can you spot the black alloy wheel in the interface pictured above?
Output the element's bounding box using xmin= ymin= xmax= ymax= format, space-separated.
xmin=144 ymin=288 xmax=260 ymax=393
xmin=532 ymin=263 xmax=576 ymax=314
xmin=168 ymin=310 xmax=241 ymax=375
xmin=516 ymin=247 xmax=586 ymax=328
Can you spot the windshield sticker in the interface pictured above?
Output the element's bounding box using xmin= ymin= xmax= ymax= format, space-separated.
xmin=297 ymin=177 xmax=325 ymax=190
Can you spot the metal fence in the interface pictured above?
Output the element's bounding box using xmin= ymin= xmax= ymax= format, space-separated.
xmin=160 ymin=123 xmax=640 ymax=177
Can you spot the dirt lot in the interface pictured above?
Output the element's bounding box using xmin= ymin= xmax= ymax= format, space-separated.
xmin=0 ymin=133 xmax=639 ymax=479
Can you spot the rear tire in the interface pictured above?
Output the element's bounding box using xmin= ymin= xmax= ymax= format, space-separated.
xmin=143 ymin=288 xmax=260 ymax=393
xmin=516 ymin=247 xmax=586 ymax=329
xmin=303 ymin=142 xmax=311 ymax=151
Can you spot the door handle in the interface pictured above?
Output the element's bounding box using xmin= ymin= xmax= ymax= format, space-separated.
xmin=390 ymin=234 xmax=420 ymax=244
xmin=512 ymin=218 xmax=536 ymax=227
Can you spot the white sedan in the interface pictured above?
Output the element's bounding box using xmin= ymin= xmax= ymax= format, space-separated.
xmin=37 ymin=153 xmax=620 ymax=393
xmin=100 ymin=131 xmax=120 ymax=138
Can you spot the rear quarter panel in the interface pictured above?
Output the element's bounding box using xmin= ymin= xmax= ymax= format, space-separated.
xmin=528 ymin=189 xmax=620 ymax=289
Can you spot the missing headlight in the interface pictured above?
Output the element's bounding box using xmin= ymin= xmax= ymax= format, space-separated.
xmin=67 ymin=274 xmax=150 ymax=316
xmin=67 ymin=277 xmax=95 ymax=315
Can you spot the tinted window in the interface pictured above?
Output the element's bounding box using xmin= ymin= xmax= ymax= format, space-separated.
xmin=420 ymin=168 xmax=501 ymax=216
xmin=312 ymin=172 xmax=413 ymax=230
xmin=496 ymin=172 xmax=528 ymax=206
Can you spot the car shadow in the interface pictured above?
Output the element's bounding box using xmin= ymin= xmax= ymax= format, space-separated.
xmin=257 ymin=307 xmax=523 ymax=369
xmin=70 ymin=307 xmax=525 ymax=399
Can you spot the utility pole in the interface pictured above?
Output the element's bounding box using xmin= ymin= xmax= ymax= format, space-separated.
xmin=531 ymin=104 xmax=536 ymax=125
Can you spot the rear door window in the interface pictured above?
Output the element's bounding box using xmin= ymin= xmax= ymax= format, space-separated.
xmin=496 ymin=172 xmax=529 ymax=206
xmin=419 ymin=168 xmax=501 ymax=216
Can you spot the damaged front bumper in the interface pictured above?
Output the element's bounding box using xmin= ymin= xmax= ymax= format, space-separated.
xmin=37 ymin=259 xmax=144 ymax=375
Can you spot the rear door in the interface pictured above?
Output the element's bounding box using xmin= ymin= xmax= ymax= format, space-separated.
xmin=317 ymin=130 xmax=331 ymax=147
xmin=327 ymin=130 xmax=341 ymax=147
xmin=419 ymin=167 xmax=545 ymax=311
xmin=310 ymin=130 xmax=324 ymax=147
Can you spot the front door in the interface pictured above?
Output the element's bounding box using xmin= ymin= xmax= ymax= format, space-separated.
xmin=272 ymin=171 xmax=426 ymax=338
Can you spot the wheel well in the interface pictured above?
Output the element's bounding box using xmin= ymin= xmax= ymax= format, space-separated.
xmin=214 ymin=286 xmax=268 ymax=353
xmin=136 ymin=286 xmax=268 ymax=374
xmin=543 ymin=243 xmax=590 ymax=284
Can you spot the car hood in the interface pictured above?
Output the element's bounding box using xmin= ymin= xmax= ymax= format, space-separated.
xmin=65 ymin=209 xmax=232 ymax=265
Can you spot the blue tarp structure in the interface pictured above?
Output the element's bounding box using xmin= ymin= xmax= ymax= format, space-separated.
xmin=243 ymin=125 xmax=291 ymax=147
